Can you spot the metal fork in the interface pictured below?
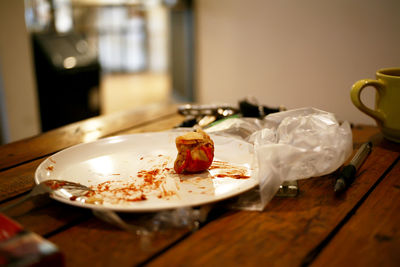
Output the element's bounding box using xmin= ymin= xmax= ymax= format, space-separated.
xmin=0 ymin=179 xmax=93 ymax=212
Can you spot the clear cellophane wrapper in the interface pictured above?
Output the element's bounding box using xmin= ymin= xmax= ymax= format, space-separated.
xmin=206 ymin=107 xmax=353 ymax=210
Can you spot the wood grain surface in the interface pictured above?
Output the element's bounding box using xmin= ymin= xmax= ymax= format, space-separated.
xmin=0 ymin=106 xmax=187 ymax=267
xmin=312 ymin=156 xmax=400 ymax=266
xmin=146 ymin=144 xmax=400 ymax=266
xmin=0 ymin=104 xmax=179 ymax=171
xmin=0 ymin=107 xmax=183 ymax=202
xmin=1 ymin=106 xmax=398 ymax=267
xmin=48 ymin=217 xmax=190 ymax=267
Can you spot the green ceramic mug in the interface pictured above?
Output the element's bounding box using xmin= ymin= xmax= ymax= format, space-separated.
xmin=351 ymin=67 xmax=400 ymax=142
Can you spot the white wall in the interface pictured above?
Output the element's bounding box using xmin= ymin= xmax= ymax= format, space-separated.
xmin=195 ymin=0 xmax=400 ymax=124
xmin=0 ymin=0 xmax=40 ymax=143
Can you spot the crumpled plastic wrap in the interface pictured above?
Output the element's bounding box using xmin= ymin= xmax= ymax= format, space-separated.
xmin=207 ymin=107 xmax=353 ymax=210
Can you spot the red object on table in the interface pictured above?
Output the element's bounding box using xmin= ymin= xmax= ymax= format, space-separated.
xmin=0 ymin=213 xmax=64 ymax=266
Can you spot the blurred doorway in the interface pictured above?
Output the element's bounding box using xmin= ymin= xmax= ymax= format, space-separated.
xmin=25 ymin=0 xmax=194 ymax=119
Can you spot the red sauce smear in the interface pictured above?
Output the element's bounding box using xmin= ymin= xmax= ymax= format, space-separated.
xmin=86 ymin=167 xmax=174 ymax=202
xmin=44 ymin=180 xmax=67 ymax=190
xmin=210 ymin=160 xmax=251 ymax=179
xmin=89 ymin=180 xmax=147 ymax=202
xmin=46 ymin=166 xmax=54 ymax=171
xmin=214 ymin=174 xmax=250 ymax=179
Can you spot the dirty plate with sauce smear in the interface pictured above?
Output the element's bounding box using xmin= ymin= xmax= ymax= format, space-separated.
xmin=35 ymin=131 xmax=258 ymax=212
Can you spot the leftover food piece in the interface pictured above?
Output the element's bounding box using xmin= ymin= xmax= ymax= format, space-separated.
xmin=174 ymin=129 xmax=214 ymax=174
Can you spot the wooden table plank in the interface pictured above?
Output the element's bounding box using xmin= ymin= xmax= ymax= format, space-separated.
xmin=146 ymin=135 xmax=400 ymax=266
xmin=1 ymin=199 xmax=92 ymax=237
xmin=3 ymin=197 xmax=192 ymax=267
xmin=0 ymin=111 xmax=184 ymax=234
xmin=1 ymin=120 xmax=391 ymax=266
xmin=0 ymin=104 xmax=178 ymax=171
xmin=351 ymin=124 xmax=381 ymax=147
xmin=0 ymin=110 xmax=188 ymax=267
xmin=122 ymin=114 xmax=185 ymax=135
xmin=0 ymin=113 xmax=184 ymax=202
xmin=48 ymin=217 xmax=190 ymax=267
xmin=0 ymin=158 xmax=43 ymax=202
xmin=312 ymin=157 xmax=400 ymax=266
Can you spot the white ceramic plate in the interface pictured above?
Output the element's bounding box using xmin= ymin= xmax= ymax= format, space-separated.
xmin=35 ymin=131 xmax=258 ymax=212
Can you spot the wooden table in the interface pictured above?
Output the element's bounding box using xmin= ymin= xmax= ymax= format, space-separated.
xmin=1 ymin=104 xmax=399 ymax=266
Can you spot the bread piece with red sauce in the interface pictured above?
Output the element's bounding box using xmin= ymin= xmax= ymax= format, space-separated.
xmin=174 ymin=129 xmax=214 ymax=174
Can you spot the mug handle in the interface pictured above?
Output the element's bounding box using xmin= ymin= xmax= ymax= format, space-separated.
xmin=350 ymin=79 xmax=385 ymax=123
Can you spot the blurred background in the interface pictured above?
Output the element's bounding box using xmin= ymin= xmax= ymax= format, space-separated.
xmin=1 ymin=0 xmax=400 ymax=144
